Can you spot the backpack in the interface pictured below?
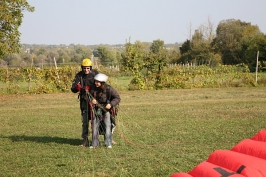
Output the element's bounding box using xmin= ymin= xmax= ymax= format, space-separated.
xmin=106 ymin=85 xmax=119 ymax=118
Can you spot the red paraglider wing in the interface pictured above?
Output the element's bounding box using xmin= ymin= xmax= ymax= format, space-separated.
xmin=170 ymin=129 xmax=266 ymax=177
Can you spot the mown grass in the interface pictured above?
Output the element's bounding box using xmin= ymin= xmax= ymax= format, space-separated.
xmin=1 ymin=87 xmax=266 ymax=177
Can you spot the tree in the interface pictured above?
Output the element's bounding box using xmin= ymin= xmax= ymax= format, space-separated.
xmin=190 ymin=29 xmax=216 ymax=65
xmin=190 ymin=29 xmax=207 ymax=64
xmin=0 ymin=0 xmax=34 ymax=59
xmin=20 ymin=52 xmax=32 ymax=65
xmin=3 ymin=53 xmax=18 ymax=66
xmin=115 ymin=51 xmax=122 ymax=65
xmin=121 ymin=41 xmax=146 ymax=90
xmin=121 ymin=41 xmax=146 ymax=73
xmin=36 ymin=48 xmax=47 ymax=56
xmin=179 ymin=17 xmax=218 ymax=66
xmin=96 ymin=46 xmax=119 ymax=66
xmin=36 ymin=54 xmax=47 ymax=68
xmin=145 ymin=39 xmax=168 ymax=89
xmin=179 ymin=39 xmax=191 ymax=55
xmin=212 ymin=19 xmax=262 ymax=65
xmin=57 ymin=49 xmax=70 ymax=64
xmin=168 ymin=49 xmax=181 ymax=64
xmin=75 ymin=46 xmax=92 ymax=59
xmin=145 ymin=39 xmax=168 ymax=74
xmin=241 ymin=29 xmax=266 ymax=67
xmin=47 ymin=51 xmax=59 ymax=66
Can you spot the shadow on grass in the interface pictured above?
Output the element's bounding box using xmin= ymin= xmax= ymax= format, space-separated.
xmin=2 ymin=135 xmax=81 ymax=146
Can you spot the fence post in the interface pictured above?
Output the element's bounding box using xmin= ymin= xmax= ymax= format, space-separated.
xmin=256 ymin=51 xmax=259 ymax=84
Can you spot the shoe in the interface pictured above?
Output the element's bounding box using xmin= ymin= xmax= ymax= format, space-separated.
xmin=80 ymin=138 xmax=89 ymax=147
xmin=90 ymin=146 xmax=98 ymax=149
xmin=107 ymin=145 xmax=112 ymax=148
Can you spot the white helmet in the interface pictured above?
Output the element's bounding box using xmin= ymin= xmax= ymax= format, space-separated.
xmin=94 ymin=73 xmax=108 ymax=82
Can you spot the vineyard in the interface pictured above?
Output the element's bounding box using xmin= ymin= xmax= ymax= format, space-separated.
xmin=0 ymin=64 xmax=265 ymax=94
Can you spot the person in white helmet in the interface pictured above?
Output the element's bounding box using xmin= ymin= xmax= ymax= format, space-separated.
xmin=89 ymin=73 xmax=120 ymax=148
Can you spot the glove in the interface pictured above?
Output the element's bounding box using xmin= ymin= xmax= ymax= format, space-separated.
xmin=85 ymin=86 xmax=90 ymax=92
xmin=75 ymin=83 xmax=82 ymax=91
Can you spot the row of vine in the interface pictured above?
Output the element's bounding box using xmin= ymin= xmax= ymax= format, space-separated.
xmin=0 ymin=64 xmax=265 ymax=94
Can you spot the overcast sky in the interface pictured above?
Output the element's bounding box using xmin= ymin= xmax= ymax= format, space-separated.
xmin=19 ymin=0 xmax=266 ymax=45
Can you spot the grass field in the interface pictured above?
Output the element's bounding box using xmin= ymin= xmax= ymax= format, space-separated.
xmin=1 ymin=87 xmax=266 ymax=177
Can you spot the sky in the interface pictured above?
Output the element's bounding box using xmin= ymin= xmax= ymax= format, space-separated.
xmin=19 ymin=0 xmax=266 ymax=45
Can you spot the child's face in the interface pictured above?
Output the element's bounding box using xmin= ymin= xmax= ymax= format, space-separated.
xmin=95 ymin=80 xmax=101 ymax=87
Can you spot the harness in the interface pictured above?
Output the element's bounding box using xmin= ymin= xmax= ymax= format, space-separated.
xmin=78 ymin=71 xmax=95 ymax=101
xmin=93 ymin=85 xmax=119 ymax=118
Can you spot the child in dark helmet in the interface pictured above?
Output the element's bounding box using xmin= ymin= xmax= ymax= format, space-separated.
xmin=71 ymin=58 xmax=99 ymax=147
xmin=89 ymin=73 xmax=121 ymax=148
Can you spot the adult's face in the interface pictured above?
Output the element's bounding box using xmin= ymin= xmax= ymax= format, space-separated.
xmin=82 ymin=66 xmax=91 ymax=74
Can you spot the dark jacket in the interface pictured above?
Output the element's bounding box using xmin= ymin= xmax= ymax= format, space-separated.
xmin=71 ymin=69 xmax=99 ymax=96
xmin=90 ymin=84 xmax=121 ymax=107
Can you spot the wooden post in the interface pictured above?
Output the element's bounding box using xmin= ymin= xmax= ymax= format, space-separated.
xmin=255 ymin=51 xmax=259 ymax=83
xmin=53 ymin=57 xmax=58 ymax=69
xmin=53 ymin=57 xmax=60 ymax=83
xmin=31 ymin=53 xmax=34 ymax=68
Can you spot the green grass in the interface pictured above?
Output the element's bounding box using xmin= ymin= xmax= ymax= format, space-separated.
xmin=1 ymin=87 xmax=266 ymax=176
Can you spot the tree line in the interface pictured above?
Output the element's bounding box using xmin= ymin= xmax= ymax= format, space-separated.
xmin=0 ymin=42 xmax=181 ymax=68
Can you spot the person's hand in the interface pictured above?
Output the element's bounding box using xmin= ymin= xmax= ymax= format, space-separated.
xmin=106 ymin=104 xmax=111 ymax=109
xmin=92 ymin=99 xmax=97 ymax=104
xmin=85 ymin=86 xmax=90 ymax=92
xmin=75 ymin=83 xmax=82 ymax=91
